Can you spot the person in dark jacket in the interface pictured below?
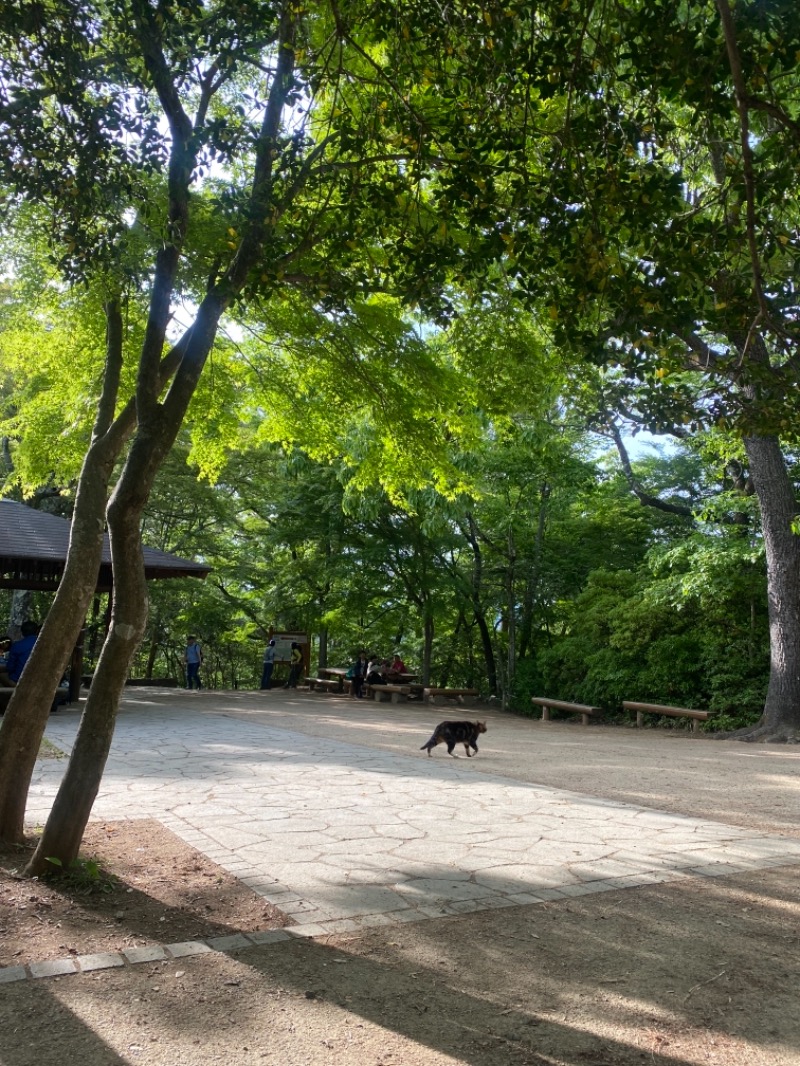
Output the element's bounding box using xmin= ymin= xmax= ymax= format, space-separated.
xmin=350 ymin=650 xmax=368 ymax=699
xmin=7 ymin=620 xmax=40 ymax=683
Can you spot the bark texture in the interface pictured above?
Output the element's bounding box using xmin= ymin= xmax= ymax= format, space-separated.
xmin=26 ymin=487 xmax=150 ymax=874
xmin=732 ymin=434 xmax=800 ymax=741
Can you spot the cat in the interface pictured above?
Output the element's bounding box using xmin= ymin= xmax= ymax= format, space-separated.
xmin=420 ymin=720 xmax=487 ymax=757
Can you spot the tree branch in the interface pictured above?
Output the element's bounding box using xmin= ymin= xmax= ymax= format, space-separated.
xmin=606 ymin=417 xmax=696 ymax=518
xmin=715 ymin=0 xmax=771 ymax=326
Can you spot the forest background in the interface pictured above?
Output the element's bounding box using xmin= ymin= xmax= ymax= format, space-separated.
xmin=0 ymin=282 xmax=771 ymax=733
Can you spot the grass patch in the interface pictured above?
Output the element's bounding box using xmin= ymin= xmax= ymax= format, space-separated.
xmin=38 ymin=737 xmax=66 ymax=759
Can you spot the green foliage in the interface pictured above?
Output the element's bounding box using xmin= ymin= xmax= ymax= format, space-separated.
xmin=43 ymin=855 xmax=118 ymax=894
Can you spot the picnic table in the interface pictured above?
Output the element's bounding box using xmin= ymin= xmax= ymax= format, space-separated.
xmin=315 ymin=666 xmax=418 ymax=696
xmin=317 ymin=667 xmax=349 ymax=692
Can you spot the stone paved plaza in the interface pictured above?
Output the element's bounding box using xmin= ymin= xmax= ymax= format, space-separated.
xmin=28 ymin=690 xmax=800 ymax=936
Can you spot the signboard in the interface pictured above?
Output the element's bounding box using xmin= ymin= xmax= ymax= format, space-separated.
xmin=271 ymin=632 xmax=308 ymax=663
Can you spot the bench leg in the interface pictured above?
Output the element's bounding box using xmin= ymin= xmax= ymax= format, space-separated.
xmin=541 ymin=707 xmax=550 ymax=722
xmin=636 ymin=711 xmax=643 ymax=728
xmin=580 ymin=713 xmax=589 ymax=726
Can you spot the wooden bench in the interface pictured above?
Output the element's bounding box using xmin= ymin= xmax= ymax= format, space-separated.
xmin=421 ymin=686 xmax=479 ymax=704
xmin=365 ymin=683 xmax=410 ymax=704
xmin=531 ymin=696 xmax=602 ymax=726
xmin=305 ymin=677 xmax=350 ymax=694
xmin=623 ymin=701 xmax=715 ymax=732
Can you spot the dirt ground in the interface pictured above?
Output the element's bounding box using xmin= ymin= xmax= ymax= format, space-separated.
xmin=0 ymin=819 xmax=291 ymax=968
xmin=1 ymin=710 xmax=799 ymax=1066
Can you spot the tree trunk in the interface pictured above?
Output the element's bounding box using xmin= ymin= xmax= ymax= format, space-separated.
xmin=504 ymin=525 xmax=516 ymax=711
xmin=0 ymin=302 xmax=128 ymax=844
xmin=26 ymin=491 xmax=150 ymax=874
xmin=518 ymin=482 xmax=549 ymax=660
xmin=8 ymin=590 xmax=32 ymax=641
xmin=463 ymin=512 xmax=498 ymax=695
xmin=145 ymin=629 xmax=159 ymax=679
xmin=733 ymin=434 xmax=800 ymax=741
xmin=422 ymin=610 xmax=434 ymax=687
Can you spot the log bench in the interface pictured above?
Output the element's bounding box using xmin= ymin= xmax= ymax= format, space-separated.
xmin=531 ymin=696 xmax=602 ymax=726
xmin=305 ymin=676 xmax=350 ymax=694
xmin=365 ymin=683 xmax=410 ymax=704
xmin=421 ymin=686 xmax=479 ymax=704
xmin=623 ymin=701 xmax=716 ymax=732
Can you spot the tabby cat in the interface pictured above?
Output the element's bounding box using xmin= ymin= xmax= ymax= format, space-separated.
xmin=420 ymin=720 xmax=487 ymax=757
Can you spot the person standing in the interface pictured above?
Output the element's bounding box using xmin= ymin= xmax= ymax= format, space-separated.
xmin=261 ymin=638 xmax=276 ymax=690
xmin=285 ymin=641 xmax=304 ymax=688
xmin=350 ymin=650 xmax=368 ymax=699
xmin=184 ymin=635 xmax=203 ymax=690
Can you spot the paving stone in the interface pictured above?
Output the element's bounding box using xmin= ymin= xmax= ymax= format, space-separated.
xmin=206 ymin=933 xmax=252 ymax=951
xmin=387 ymin=909 xmax=428 ymax=924
xmin=122 ymin=945 xmax=168 ymax=964
xmin=416 ymin=904 xmax=452 ymax=918
xmin=0 ymin=966 xmax=27 ymax=984
xmin=353 ymin=912 xmax=397 ymax=928
xmin=166 ymin=941 xmax=213 ymax=958
xmin=553 ymin=883 xmax=602 ymax=898
xmin=245 ymin=929 xmax=292 ymax=945
xmin=284 ymin=924 xmax=327 ymax=938
xmin=29 ymin=957 xmax=78 ymax=979
xmin=319 ymin=918 xmax=361 ymax=933
xmin=77 ymin=952 xmax=125 ymax=972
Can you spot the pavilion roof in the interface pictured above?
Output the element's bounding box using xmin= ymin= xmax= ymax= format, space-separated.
xmin=0 ymin=499 xmax=210 ymax=591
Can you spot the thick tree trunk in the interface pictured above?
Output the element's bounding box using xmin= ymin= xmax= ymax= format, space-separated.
xmin=734 ymin=434 xmax=800 ymax=741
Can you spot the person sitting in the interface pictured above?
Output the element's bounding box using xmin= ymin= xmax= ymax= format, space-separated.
xmin=385 ymin=653 xmax=407 ymax=682
xmin=366 ymin=657 xmax=387 ymax=685
xmin=0 ymin=637 xmax=13 ymax=687
xmin=7 ymin=620 xmax=40 ymax=684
